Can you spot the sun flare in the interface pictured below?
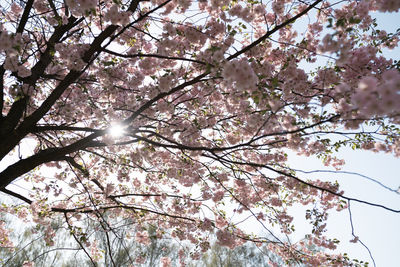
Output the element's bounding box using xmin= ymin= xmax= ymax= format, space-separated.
xmin=108 ymin=124 xmax=126 ymax=138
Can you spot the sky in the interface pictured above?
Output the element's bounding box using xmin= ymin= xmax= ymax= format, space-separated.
xmin=232 ymin=7 xmax=400 ymax=266
xmin=287 ymin=148 xmax=400 ymax=267
xmin=327 ymin=10 xmax=399 ymax=267
xmin=282 ymin=10 xmax=400 ymax=267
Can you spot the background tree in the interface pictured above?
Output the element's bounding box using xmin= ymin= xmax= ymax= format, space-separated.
xmin=0 ymin=213 xmax=289 ymax=267
xmin=0 ymin=210 xmax=75 ymax=266
xmin=0 ymin=0 xmax=399 ymax=266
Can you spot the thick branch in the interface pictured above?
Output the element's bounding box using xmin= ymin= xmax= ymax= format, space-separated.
xmin=16 ymin=0 xmax=34 ymax=33
xmin=0 ymin=96 xmax=27 ymax=137
xmin=0 ymin=66 xmax=5 ymax=118
xmin=0 ymin=69 xmax=83 ymax=161
xmin=0 ymin=132 xmax=101 ymax=189
xmin=23 ymin=16 xmax=82 ymax=86
xmin=0 ymin=64 xmax=209 ymax=188
xmin=0 ymin=24 xmax=120 ymax=161
xmin=0 ymin=17 xmax=83 ymax=160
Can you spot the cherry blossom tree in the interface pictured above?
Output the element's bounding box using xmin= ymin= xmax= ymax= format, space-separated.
xmin=0 ymin=0 xmax=399 ymax=266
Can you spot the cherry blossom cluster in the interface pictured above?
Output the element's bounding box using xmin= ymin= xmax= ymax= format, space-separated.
xmin=216 ymin=229 xmax=240 ymax=249
xmin=0 ymin=30 xmax=14 ymax=52
xmin=222 ymin=58 xmax=258 ymax=91
xmin=64 ymin=0 xmax=97 ymax=15
xmin=351 ymin=69 xmax=400 ymax=117
xmin=376 ymin=0 xmax=400 ymax=12
xmin=54 ymin=43 xmax=90 ymax=71
xmin=0 ymin=220 xmax=13 ymax=248
xmin=104 ymin=5 xmax=132 ymax=26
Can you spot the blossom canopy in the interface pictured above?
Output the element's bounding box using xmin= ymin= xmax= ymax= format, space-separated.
xmin=0 ymin=0 xmax=399 ymax=266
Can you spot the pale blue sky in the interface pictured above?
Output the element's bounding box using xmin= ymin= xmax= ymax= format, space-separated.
xmin=288 ymin=148 xmax=400 ymax=267
xmin=291 ymin=10 xmax=400 ymax=267
xmin=327 ymin=10 xmax=400 ymax=267
xmin=264 ymin=8 xmax=400 ymax=267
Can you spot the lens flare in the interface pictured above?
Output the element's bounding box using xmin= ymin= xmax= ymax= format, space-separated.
xmin=108 ymin=124 xmax=125 ymax=138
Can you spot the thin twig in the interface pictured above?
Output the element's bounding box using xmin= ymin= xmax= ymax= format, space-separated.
xmin=348 ymin=200 xmax=377 ymax=267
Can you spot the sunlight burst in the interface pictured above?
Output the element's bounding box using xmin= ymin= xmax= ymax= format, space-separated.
xmin=108 ymin=124 xmax=126 ymax=138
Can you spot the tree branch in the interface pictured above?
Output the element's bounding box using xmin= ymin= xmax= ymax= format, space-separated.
xmin=206 ymin=153 xmax=400 ymax=213
xmin=32 ymin=125 xmax=100 ymax=133
xmin=16 ymin=0 xmax=34 ymax=33
xmin=103 ymin=48 xmax=206 ymax=65
xmin=227 ymin=0 xmax=323 ymax=61
xmin=348 ymin=201 xmax=377 ymax=267
xmin=0 ymin=188 xmax=32 ymax=204
xmin=0 ymin=132 xmax=101 ymax=189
